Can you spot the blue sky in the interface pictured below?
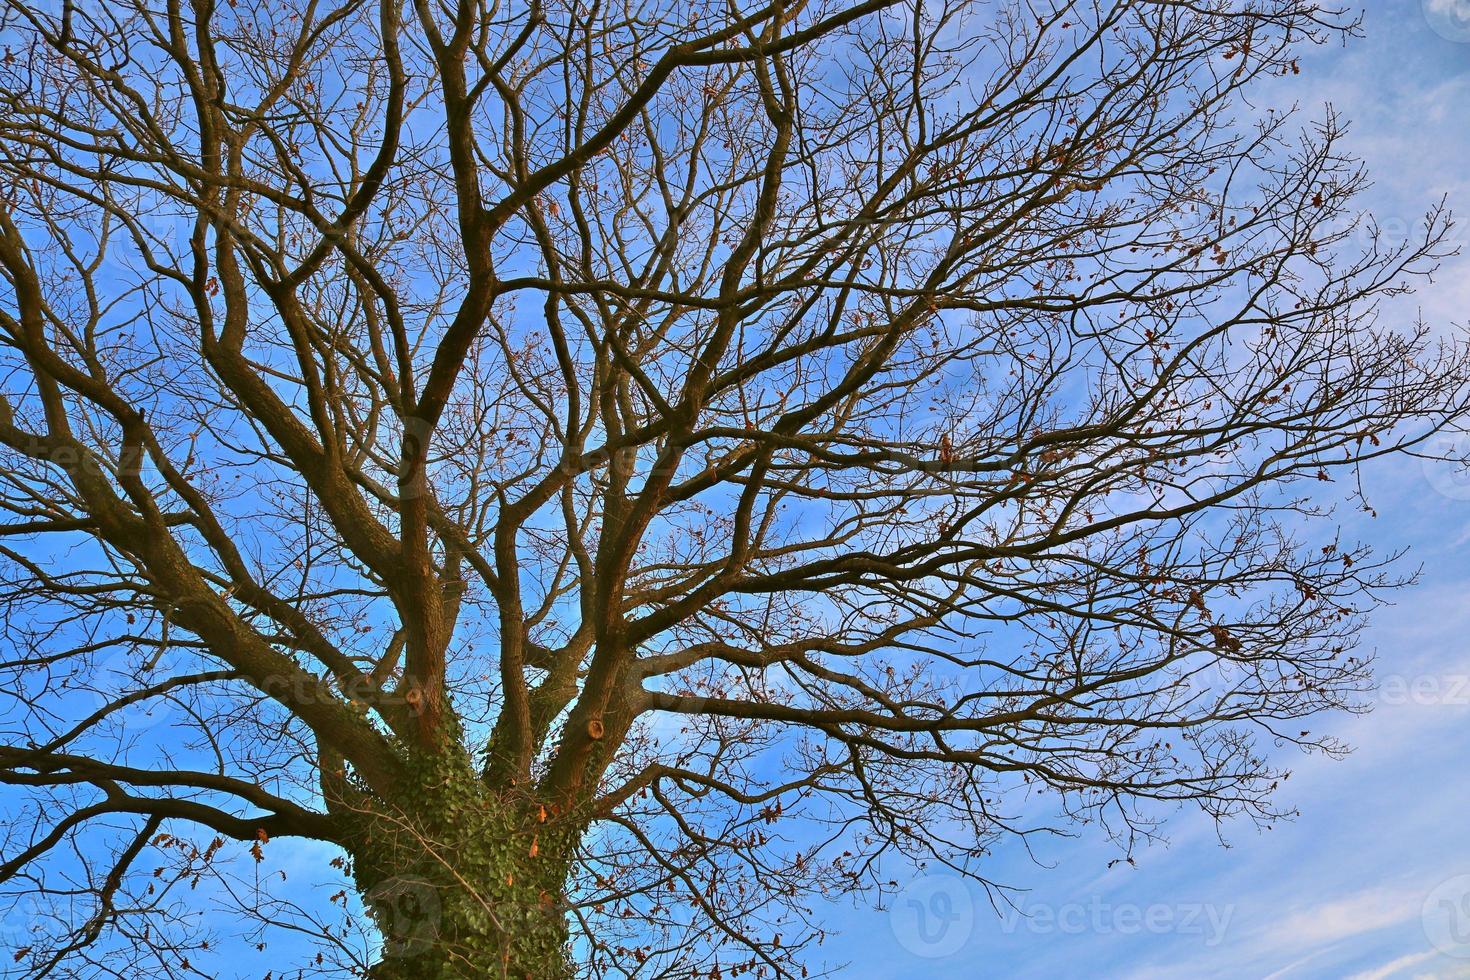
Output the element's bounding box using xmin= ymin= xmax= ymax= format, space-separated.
xmin=826 ymin=3 xmax=1470 ymax=977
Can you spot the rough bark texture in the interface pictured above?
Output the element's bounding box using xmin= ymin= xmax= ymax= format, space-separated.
xmin=345 ymin=751 xmax=578 ymax=978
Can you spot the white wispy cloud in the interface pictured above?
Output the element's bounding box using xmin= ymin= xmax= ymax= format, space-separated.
xmin=1348 ymin=951 xmax=1441 ymax=980
xmin=1260 ymin=886 xmax=1425 ymax=954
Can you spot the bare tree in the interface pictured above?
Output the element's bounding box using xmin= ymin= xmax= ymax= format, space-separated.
xmin=0 ymin=0 xmax=1463 ymax=976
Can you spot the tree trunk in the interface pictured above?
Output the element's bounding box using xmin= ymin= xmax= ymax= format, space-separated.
xmin=340 ymin=752 xmax=579 ymax=979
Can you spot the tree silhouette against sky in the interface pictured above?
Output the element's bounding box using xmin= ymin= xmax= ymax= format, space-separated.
xmin=0 ymin=0 xmax=1466 ymax=976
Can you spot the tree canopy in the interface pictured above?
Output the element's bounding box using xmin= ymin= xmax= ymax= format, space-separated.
xmin=0 ymin=0 xmax=1465 ymax=976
